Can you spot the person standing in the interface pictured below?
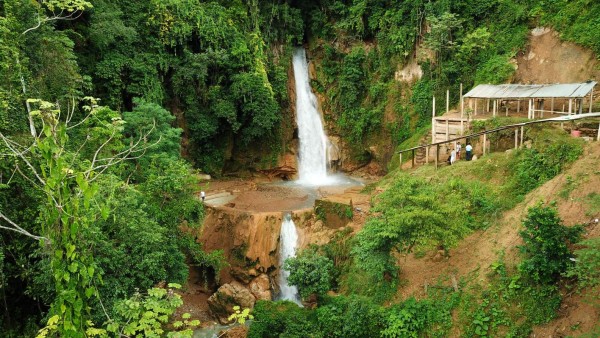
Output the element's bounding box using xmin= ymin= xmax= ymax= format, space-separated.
xmin=201 ymin=190 xmax=206 ymax=203
xmin=465 ymin=143 xmax=473 ymax=161
xmin=450 ymin=149 xmax=456 ymax=165
xmin=456 ymin=142 xmax=462 ymax=160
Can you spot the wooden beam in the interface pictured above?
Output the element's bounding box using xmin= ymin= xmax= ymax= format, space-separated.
xmin=426 ymin=146 xmax=429 ymax=164
xmin=551 ymin=97 xmax=554 ymax=114
xmin=399 ymin=153 xmax=402 ymax=168
xmin=483 ymin=133 xmax=487 ymax=156
xmin=474 ymin=99 xmax=478 ymax=116
xmin=579 ymin=98 xmax=583 ymax=114
xmin=520 ymin=126 xmax=524 ymax=147
xmin=515 ymin=128 xmax=518 ymax=149
xmin=493 ymin=100 xmax=497 ymax=117
xmin=446 ymin=119 xmax=449 ymax=141
xmin=590 ymin=91 xmax=594 ymax=114
xmin=446 ymin=89 xmax=450 ymax=113
xmin=568 ymin=98 xmax=572 ymax=116
xmin=435 ymin=144 xmax=439 ymax=169
xmin=432 ymin=96 xmax=436 ymax=143
xmin=517 ymin=99 xmax=521 ymax=113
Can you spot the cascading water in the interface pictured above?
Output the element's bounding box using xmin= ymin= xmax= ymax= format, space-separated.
xmin=293 ymin=48 xmax=331 ymax=186
xmin=278 ymin=213 xmax=302 ymax=305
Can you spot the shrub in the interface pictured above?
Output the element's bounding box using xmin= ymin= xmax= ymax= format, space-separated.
xmin=247 ymin=301 xmax=317 ymax=338
xmin=518 ymin=203 xmax=583 ymax=284
xmin=285 ymin=246 xmax=334 ymax=299
xmin=564 ymin=238 xmax=600 ymax=291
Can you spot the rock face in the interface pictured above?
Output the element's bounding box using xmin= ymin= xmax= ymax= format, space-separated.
xmin=198 ymin=207 xmax=283 ymax=284
xmin=249 ymin=274 xmax=272 ymax=301
xmin=207 ymin=281 xmax=256 ymax=324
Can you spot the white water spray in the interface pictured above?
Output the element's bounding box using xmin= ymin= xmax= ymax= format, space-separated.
xmin=278 ymin=214 xmax=302 ymax=305
xmin=293 ymin=48 xmax=331 ymax=186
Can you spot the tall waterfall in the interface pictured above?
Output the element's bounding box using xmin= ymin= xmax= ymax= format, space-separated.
xmin=278 ymin=214 xmax=302 ymax=305
xmin=293 ymin=48 xmax=330 ymax=186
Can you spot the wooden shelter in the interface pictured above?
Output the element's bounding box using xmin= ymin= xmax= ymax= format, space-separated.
xmin=463 ymin=81 xmax=597 ymax=119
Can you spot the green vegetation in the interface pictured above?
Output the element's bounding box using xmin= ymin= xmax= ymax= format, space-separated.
xmin=1 ymin=0 xmax=599 ymax=336
xmin=518 ymin=203 xmax=583 ymax=284
xmin=285 ymin=246 xmax=334 ymax=300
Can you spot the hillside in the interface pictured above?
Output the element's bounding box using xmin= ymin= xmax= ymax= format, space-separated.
xmin=1 ymin=1 xmax=600 ymax=337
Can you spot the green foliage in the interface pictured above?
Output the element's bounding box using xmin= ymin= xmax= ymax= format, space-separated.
xmin=564 ymin=238 xmax=600 ymax=291
xmin=350 ymin=175 xmax=470 ymax=294
xmin=510 ymin=132 xmax=583 ymax=195
xmin=473 ymin=54 xmax=515 ymax=85
xmin=518 ymin=203 xmax=583 ymax=284
xmin=248 ymin=300 xmax=317 ymax=338
xmin=227 ymin=305 xmax=254 ymax=325
xmin=382 ymin=296 xmax=457 ymax=338
xmin=285 ymin=246 xmax=334 ymax=299
xmin=103 ymin=284 xmax=198 ymax=338
xmin=315 ymin=295 xmax=384 ymax=338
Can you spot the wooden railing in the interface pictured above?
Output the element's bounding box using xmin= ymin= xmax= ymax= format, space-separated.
xmin=398 ymin=112 xmax=600 ymax=169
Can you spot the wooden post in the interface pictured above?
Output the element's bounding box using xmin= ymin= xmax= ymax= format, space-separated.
xmin=493 ymin=100 xmax=497 ymax=117
xmin=515 ymin=129 xmax=518 ymax=149
xmin=486 ymin=99 xmax=490 ymax=113
xmin=460 ymin=83 xmax=464 ymax=115
xmin=579 ymin=98 xmax=583 ymax=114
xmin=474 ymin=99 xmax=478 ymax=116
xmin=551 ymin=97 xmax=554 ymax=114
xmin=432 ymin=96 xmax=436 ymax=143
xmin=399 ymin=153 xmax=402 ymax=168
xmin=505 ymin=101 xmax=509 ymax=116
xmin=520 ymin=126 xmax=524 ymax=147
xmin=568 ymin=98 xmax=572 ymax=115
xmin=529 ymin=99 xmax=533 ymax=119
xmin=446 ymin=89 xmax=450 ymax=113
xmin=597 ymin=122 xmax=600 ymax=141
xmin=517 ymin=99 xmax=521 ymax=114
xmin=412 ymin=149 xmax=415 ymax=168
xmin=590 ymin=91 xmax=594 ymax=113
xmin=435 ymin=144 xmax=439 ymax=169
xmin=483 ymin=133 xmax=487 ymax=156
xmin=446 ymin=119 xmax=449 ymax=141
xmin=426 ymin=146 xmax=429 ymax=164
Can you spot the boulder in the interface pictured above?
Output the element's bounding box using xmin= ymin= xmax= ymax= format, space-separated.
xmin=208 ymin=282 xmax=256 ymax=324
xmin=249 ymin=274 xmax=272 ymax=301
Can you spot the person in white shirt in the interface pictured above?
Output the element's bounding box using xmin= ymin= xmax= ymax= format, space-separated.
xmin=465 ymin=143 xmax=473 ymax=161
xmin=201 ymin=191 xmax=206 ymax=202
xmin=456 ymin=143 xmax=462 ymax=160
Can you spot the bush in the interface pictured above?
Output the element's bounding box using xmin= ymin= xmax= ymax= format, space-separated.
xmin=518 ymin=203 xmax=583 ymax=284
xmin=248 ymin=301 xmax=317 ymax=338
xmin=285 ymin=246 xmax=334 ymax=300
xmin=510 ymin=133 xmax=583 ymax=195
xmin=316 ymin=295 xmax=385 ymax=338
xmin=564 ymin=238 xmax=600 ymax=290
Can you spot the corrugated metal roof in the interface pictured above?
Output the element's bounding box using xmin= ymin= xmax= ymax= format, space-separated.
xmin=464 ymin=82 xmax=596 ymax=99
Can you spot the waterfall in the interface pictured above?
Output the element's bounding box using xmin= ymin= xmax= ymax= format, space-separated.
xmin=293 ymin=48 xmax=331 ymax=186
xmin=278 ymin=214 xmax=302 ymax=305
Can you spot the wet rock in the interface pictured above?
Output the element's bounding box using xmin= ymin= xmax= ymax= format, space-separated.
xmin=208 ymin=282 xmax=256 ymax=324
xmin=249 ymin=274 xmax=272 ymax=301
